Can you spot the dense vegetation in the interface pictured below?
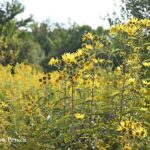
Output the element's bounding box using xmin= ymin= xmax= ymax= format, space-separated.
xmin=0 ymin=0 xmax=106 ymax=71
xmin=0 ymin=18 xmax=150 ymax=150
xmin=0 ymin=0 xmax=150 ymax=150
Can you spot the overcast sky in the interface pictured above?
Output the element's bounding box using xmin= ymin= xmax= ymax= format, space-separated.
xmin=18 ymin=0 xmax=121 ymax=28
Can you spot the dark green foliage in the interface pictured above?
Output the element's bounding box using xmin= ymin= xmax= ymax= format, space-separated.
xmin=122 ymin=0 xmax=150 ymax=19
xmin=0 ymin=0 xmax=32 ymax=26
xmin=0 ymin=1 xmax=106 ymax=70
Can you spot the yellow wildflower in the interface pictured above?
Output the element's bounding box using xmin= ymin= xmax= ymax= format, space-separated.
xmin=132 ymin=126 xmax=147 ymax=138
xmin=109 ymin=26 xmax=117 ymax=35
xmin=92 ymin=58 xmax=98 ymax=64
xmin=49 ymin=57 xmax=59 ymax=66
xmin=84 ymin=62 xmax=93 ymax=70
xmin=83 ymin=43 xmax=93 ymax=50
xmin=95 ymin=41 xmax=103 ymax=49
xmin=114 ymin=66 xmax=122 ymax=75
xmin=98 ymin=59 xmax=105 ymax=63
xmin=115 ymin=24 xmax=123 ymax=32
xmin=82 ymin=32 xmax=94 ymax=41
xmin=117 ymin=118 xmax=134 ymax=133
xmin=62 ymin=53 xmax=76 ymax=64
xmin=140 ymin=107 xmax=148 ymax=112
xmin=123 ymin=145 xmax=132 ymax=150
xmin=125 ymin=26 xmax=138 ymax=36
xmin=133 ymin=47 xmax=140 ymax=52
xmin=139 ymin=88 xmax=147 ymax=94
xmin=147 ymin=46 xmax=150 ymax=51
xmin=127 ymin=78 xmax=136 ymax=85
xmin=140 ymin=18 xmax=150 ymax=27
xmin=142 ymin=80 xmax=150 ymax=86
xmin=129 ymin=18 xmax=138 ymax=24
xmin=74 ymin=113 xmax=85 ymax=119
xmin=143 ymin=62 xmax=150 ymax=67
xmin=75 ymin=49 xmax=84 ymax=57
xmin=117 ymin=121 xmax=128 ymax=132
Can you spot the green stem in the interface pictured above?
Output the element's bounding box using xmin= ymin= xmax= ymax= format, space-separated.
xmin=120 ymin=64 xmax=126 ymax=121
xmin=71 ymin=79 xmax=74 ymax=115
xmin=64 ymin=79 xmax=67 ymax=116
xmin=70 ymin=77 xmax=75 ymax=149
xmin=91 ymin=68 xmax=95 ymax=121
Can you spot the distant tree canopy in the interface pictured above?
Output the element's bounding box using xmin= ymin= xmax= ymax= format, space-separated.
xmin=31 ymin=22 xmax=98 ymax=70
xmin=0 ymin=0 xmax=33 ymax=66
xmin=0 ymin=0 xmax=32 ymax=26
xmin=0 ymin=0 xmax=121 ymax=71
xmin=107 ymin=0 xmax=150 ymax=26
xmin=121 ymin=0 xmax=150 ymax=19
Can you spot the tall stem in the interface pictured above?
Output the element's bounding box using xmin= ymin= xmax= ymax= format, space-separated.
xmin=70 ymin=77 xmax=75 ymax=149
xmin=71 ymin=79 xmax=74 ymax=115
xmin=64 ymin=79 xmax=67 ymax=116
xmin=120 ymin=64 xmax=126 ymax=121
xmin=91 ymin=68 xmax=95 ymax=121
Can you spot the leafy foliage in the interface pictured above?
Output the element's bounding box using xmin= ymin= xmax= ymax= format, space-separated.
xmin=0 ymin=18 xmax=149 ymax=150
xmin=121 ymin=0 xmax=150 ymax=19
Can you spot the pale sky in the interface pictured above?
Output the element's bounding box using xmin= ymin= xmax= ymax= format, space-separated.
xmin=18 ymin=0 xmax=122 ymax=28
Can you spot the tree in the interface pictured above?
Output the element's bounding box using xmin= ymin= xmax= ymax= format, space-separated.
xmin=0 ymin=0 xmax=42 ymax=67
xmin=121 ymin=0 xmax=150 ymax=19
xmin=0 ymin=0 xmax=32 ymax=26
xmin=31 ymin=22 xmax=51 ymax=56
xmin=17 ymin=30 xmax=44 ymax=64
xmin=106 ymin=0 xmax=150 ymax=26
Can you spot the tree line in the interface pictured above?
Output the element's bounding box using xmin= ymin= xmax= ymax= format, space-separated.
xmin=0 ymin=0 xmax=149 ymax=71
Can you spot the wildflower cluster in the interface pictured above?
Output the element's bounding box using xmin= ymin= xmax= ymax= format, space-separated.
xmin=0 ymin=18 xmax=149 ymax=150
xmin=110 ymin=18 xmax=150 ymax=36
xmin=117 ymin=118 xmax=147 ymax=139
